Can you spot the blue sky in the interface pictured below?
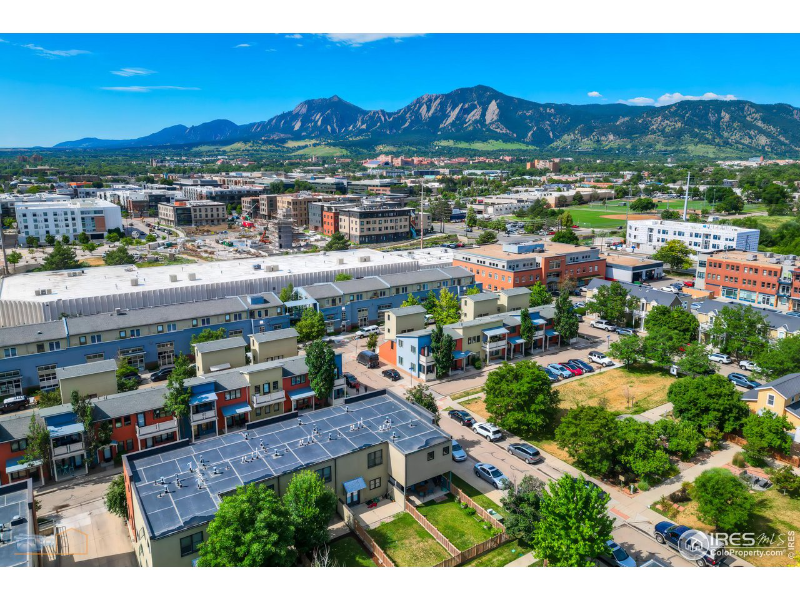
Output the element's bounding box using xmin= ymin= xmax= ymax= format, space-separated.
xmin=1 ymin=33 xmax=799 ymax=147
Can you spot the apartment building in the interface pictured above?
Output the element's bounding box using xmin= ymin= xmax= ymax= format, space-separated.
xmin=157 ymin=200 xmax=226 ymax=228
xmin=15 ymin=199 xmax=123 ymax=245
xmin=274 ymin=193 xmax=316 ymax=228
xmin=742 ymin=373 xmax=800 ymax=442
xmin=453 ymin=241 xmax=606 ymax=293
xmin=337 ymin=206 xmax=413 ymax=244
xmin=0 ymin=192 xmax=72 ymax=220
xmin=181 ymin=186 xmax=263 ymax=207
xmin=694 ymin=299 xmax=800 ymax=341
xmin=123 ymin=391 xmax=450 ymax=566
xmin=194 ymin=337 xmax=248 ymax=375
xmin=695 ymin=250 xmax=798 ymax=312
xmin=309 ymin=199 xmax=359 ymax=233
xmin=118 ymin=190 xmax=182 ymax=216
xmin=55 ymin=359 xmax=118 ymax=403
xmin=249 ymin=328 xmax=298 ymax=364
xmin=626 ymin=219 xmax=760 ymax=255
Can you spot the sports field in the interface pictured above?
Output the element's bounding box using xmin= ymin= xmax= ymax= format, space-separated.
xmin=558 ymin=201 xmax=764 ymax=229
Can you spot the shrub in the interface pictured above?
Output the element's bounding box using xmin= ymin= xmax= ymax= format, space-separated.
xmin=464 ymin=507 xmax=477 ymax=517
xmin=732 ymin=452 xmax=748 ymax=468
xmin=472 ymin=358 xmax=483 ymax=369
xmin=638 ymin=481 xmax=651 ymax=492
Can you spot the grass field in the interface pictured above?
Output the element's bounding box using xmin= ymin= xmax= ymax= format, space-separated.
xmin=438 ymin=139 xmax=533 ymax=151
xmin=461 ymin=539 xmax=530 ymax=567
xmin=449 ymin=473 xmax=508 ymax=518
xmin=326 ymin=536 xmax=376 ymax=567
xmin=290 ymin=144 xmax=349 ymax=157
xmin=417 ymin=495 xmax=495 ymax=551
xmin=450 ymin=386 xmax=484 ymax=401
xmin=369 ymin=512 xmax=451 ymax=566
xmin=556 ymin=365 xmax=673 ymax=414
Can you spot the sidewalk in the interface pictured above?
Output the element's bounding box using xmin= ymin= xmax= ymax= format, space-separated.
xmin=505 ymin=551 xmax=537 ymax=567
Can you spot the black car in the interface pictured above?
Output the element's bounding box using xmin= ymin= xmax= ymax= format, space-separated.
xmin=567 ymin=359 xmax=594 ymax=374
xmin=121 ymin=372 xmax=142 ymax=383
xmin=1 ymin=396 xmax=29 ymax=414
xmin=150 ymin=366 xmax=174 ymax=382
xmin=449 ymin=409 xmax=476 ymax=427
xmin=344 ymin=373 xmax=360 ymax=389
xmin=382 ymin=369 xmax=401 ymax=381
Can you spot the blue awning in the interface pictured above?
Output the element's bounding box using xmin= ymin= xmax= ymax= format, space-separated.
xmin=482 ymin=326 xmax=509 ymax=337
xmin=532 ymin=318 xmax=548 ymax=326
xmin=508 ymin=336 xmax=525 ymax=345
xmin=343 ymin=477 xmax=367 ymax=495
xmin=545 ymin=330 xmax=560 ymax=337
xmin=452 ymin=350 xmax=472 ymax=360
xmin=189 ymin=391 xmax=218 ymax=406
xmin=6 ymin=456 xmax=43 ymax=474
xmin=220 ymin=402 xmax=251 ymax=418
xmin=289 ymin=387 xmax=316 ymax=401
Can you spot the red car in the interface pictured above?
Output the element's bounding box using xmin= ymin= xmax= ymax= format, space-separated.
xmin=683 ymin=281 xmax=695 ymax=287
xmin=571 ymin=225 xmax=580 ymax=229
xmin=560 ymin=362 xmax=582 ymax=376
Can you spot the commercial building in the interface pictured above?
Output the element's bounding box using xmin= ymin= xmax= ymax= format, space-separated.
xmin=337 ymin=206 xmax=413 ymax=244
xmin=123 ymin=391 xmax=450 ymax=566
xmin=742 ymin=373 xmax=800 ymax=441
xmin=15 ymin=199 xmax=123 ymax=245
xmin=308 ymin=177 xmax=347 ymax=194
xmin=453 ymin=241 xmax=606 ymax=293
xmin=182 ymin=186 xmax=264 ymax=206
xmin=157 ymin=200 xmax=226 ymax=228
xmin=0 ymin=192 xmax=72 ymax=220
xmin=626 ymin=219 xmax=760 ymax=255
xmin=604 ymin=254 xmax=664 ymax=284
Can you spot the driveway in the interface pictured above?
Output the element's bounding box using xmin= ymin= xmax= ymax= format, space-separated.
xmin=610 ymin=523 xmax=695 ymax=567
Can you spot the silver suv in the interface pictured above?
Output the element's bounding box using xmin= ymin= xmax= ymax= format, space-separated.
xmin=473 ymin=422 xmax=503 ymax=442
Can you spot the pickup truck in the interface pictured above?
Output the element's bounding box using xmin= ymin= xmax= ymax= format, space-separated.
xmin=590 ymin=319 xmax=617 ymax=332
xmin=654 ymin=521 xmax=726 ymax=567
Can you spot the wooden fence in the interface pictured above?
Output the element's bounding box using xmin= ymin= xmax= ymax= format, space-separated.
xmin=447 ymin=482 xmax=506 ymax=530
xmin=723 ymin=433 xmax=800 ymax=468
xmin=404 ymin=499 xmax=460 ymax=556
xmin=340 ymin=504 xmax=395 ymax=567
xmin=434 ymin=533 xmax=510 ymax=568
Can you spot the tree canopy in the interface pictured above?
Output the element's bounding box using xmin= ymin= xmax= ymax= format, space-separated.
xmin=41 ymin=241 xmax=81 ymax=271
xmin=484 ymin=361 xmax=559 ymax=437
xmin=283 ymin=470 xmax=337 ymax=556
xmin=652 ymin=239 xmax=692 ymax=271
xmin=296 ymin=307 xmax=326 ymax=343
xmin=103 ymin=246 xmax=136 ymax=266
xmin=692 ymin=468 xmax=755 ymax=532
xmin=644 ymin=306 xmax=698 ymax=342
xmin=667 ymin=374 xmax=748 ymax=433
xmin=305 ymin=340 xmax=337 ymax=405
xmin=551 ymin=229 xmax=579 ymax=245
xmin=324 ymin=232 xmax=350 ymax=252
xmin=163 ymin=354 xmax=194 ymax=418
xmin=756 ymin=334 xmax=800 ymax=380
xmin=528 ymin=282 xmax=553 ymax=307
xmin=190 ymin=328 xmax=227 ymax=345
xmin=708 ymin=304 xmax=769 ymax=359
xmin=585 ymin=281 xmax=637 ymax=325
xmin=553 ymin=292 xmax=579 ymax=344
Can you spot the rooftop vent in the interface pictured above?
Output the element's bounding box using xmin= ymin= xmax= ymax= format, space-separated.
xmin=188 ymin=272 xmax=197 ymax=281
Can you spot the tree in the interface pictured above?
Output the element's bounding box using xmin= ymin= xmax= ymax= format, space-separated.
xmin=708 ymin=304 xmax=769 ymax=359
xmin=295 ymin=307 xmax=326 ymax=342
xmin=692 ymin=468 xmax=754 ymax=532
xmin=27 ymin=236 xmax=39 ymax=249
xmin=105 ymin=232 xmax=120 ymax=244
xmin=105 ymin=475 xmax=128 ymax=519
xmin=41 ymin=241 xmax=81 ymax=271
xmin=422 ymin=290 xmax=438 ymax=315
xmin=81 ymin=242 xmax=99 ymax=253
xmin=644 ymin=306 xmax=698 ymax=343
xmin=405 ymin=384 xmax=439 ymax=424
xmin=466 ymin=205 xmax=477 ymax=227
xmin=61 ymin=234 xmax=70 ymax=245
xmin=756 ymin=335 xmax=800 ymax=380
xmin=464 ymin=286 xmax=480 ymax=295
xmin=528 ymin=282 xmax=553 ymax=307
xmin=44 ymin=233 xmax=56 ymax=246
xmin=677 ymin=343 xmax=714 ymax=377
xmin=433 ymin=287 xmax=460 ymax=325
xmin=607 ymin=335 xmax=644 ymax=366
xmin=616 ymin=418 xmax=673 ymax=483
xmin=661 ymin=209 xmax=680 ymax=220
xmin=284 ymin=470 xmax=337 ymax=556
xmin=501 ymin=475 xmax=544 ymax=546
xmin=190 ymin=328 xmax=226 ymax=345
xmin=145 ymin=233 xmax=157 ymax=243
xmin=585 ymin=281 xmax=637 ymax=325
xmin=429 ymin=324 xmax=455 ymax=380
xmin=655 ymin=419 xmax=706 ymax=461
xmin=551 ymin=229 xmax=579 ymax=245
xmin=477 ymin=230 xmax=497 ymax=245
xmin=163 ymin=354 xmax=194 ymax=418
xmin=103 ymin=246 xmax=136 ymax=266
xmin=366 ymin=332 xmax=378 ymax=352
xmin=767 ymin=466 xmax=800 ymax=497
xmin=334 ymin=273 xmax=352 ymax=281
xmin=652 ymin=239 xmax=692 ymax=272
xmin=279 ymin=283 xmax=295 ymax=303
xmin=6 ymin=250 xmax=22 ymax=272
xmin=36 ymin=389 xmax=61 ymax=408
xmin=400 ymin=293 xmax=419 ymax=307
xmin=305 ymin=339 xmax=336 ymax=405
xmin=519 ymin=308 xmax=535 ymax=352
xmin=116 ymin=358 xmax=140 ymax=392
xmin=197 ymin=484 xmax=296 ymax=566
xmin=742 ymin=411 xmax=793 ymax=461
xmin=668 ymin=374 xmax=748 ymax=433
xmin=642 ymin=327 xmax=684 ymax=368
xmin=553 ymin=293 xmax=579 ymax=345
xmin=324 ymin=232 xmax=350 ymax=252
xmin=556 ymin=406 xmax=618 ymax=476
xmin=532 ymin=474 xmax=613 ymax=567
xmin=629 ymin=197 xmax=656 ymax=213
xmin=22 ymin=414 xmax=51 ymax=470
xmin=484 ymin=361 xmax=560 ymax=437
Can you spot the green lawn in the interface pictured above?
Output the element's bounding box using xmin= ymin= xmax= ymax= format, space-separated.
xmin=449 ymin=473 xmax=508 ymax=518
xmin=326 ymin=536 xmax=376 ymax=567
xmin=369 ymin=512 xmax=451 ymax=566
xmin=461 ymin=539 xmax=530 ymax=567
xmin=417 ymin=495 xmax=495 ymax=551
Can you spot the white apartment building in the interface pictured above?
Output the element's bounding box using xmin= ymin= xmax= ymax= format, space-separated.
xmin=626 ymin=219 xmax=760 ymax=255
xmin=16 ymin=199 xmax=123 ymax=245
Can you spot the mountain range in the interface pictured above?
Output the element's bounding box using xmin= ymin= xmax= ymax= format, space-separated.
xmin=54 ymin=85 xmax=800 ymax=156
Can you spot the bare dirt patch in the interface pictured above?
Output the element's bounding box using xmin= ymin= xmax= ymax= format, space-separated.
xmin=557 ymin=367 xmax=671 ymax=413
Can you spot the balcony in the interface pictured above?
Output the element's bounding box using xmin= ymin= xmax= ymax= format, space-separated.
xmin=484 ymin=339 xmax=507 ymax=351
xmin=190 ymin=409 xmax=217 ymax=424
xmin=136 ymin=418 xmax=178 ymax=439
xmin=252 ymin=390 xmax=285 ymax=407
xmin=52 ymin=442 xmax=85 ymax=458
xmin=419 ymin=353 xmax=434 ymax=366
xmin=779 ymin=277 xmax=793 ymax=285
xmin=333 ymin=377 xmax=345 ymax=388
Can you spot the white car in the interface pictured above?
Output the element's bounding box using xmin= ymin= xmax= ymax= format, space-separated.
xmin=473 ymin=422 xmax=503 ymax=442
xmin=738 ymin=360 xmax=763 ymax=373
xmin=659 ymin=286 xmax=679 ymax=293
xmin=590 ymin=319 xmax=617 ymax=331
xmin=709 ymin=353 xmax=732 ymax=364
xmin=588 ymin=351 xmax=614 ymax=367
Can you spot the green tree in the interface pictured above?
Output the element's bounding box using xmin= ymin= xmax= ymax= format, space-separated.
xmin=644 ymin=306 xmax=698 ymax=342
xmin=464 ymin=286 xmax=480 ymax=295
xmin=529 ymin=282 xmax=553 ymax=307
xmin=551 ymin=229 xmax=579 ymax=245
xmin=27 ymin=236 xmax=39 ymax=248
xmin=519 ymin=308 xmax=535 ymax=353
xmin=422 ymin=290 xmax=438 ymax=315
xmin=41 ymin=241 xmax=81 ymax=271
xmin=6 ymin=250 xmax=22 ymax=273
xmin=677 ymin=343 xmax=714 ymax=377
xmin=279 ymin=283 xmax=295 ymax=303
xmin=433 ymin=287 xmax=460 ymax=325
xmin=36 ymin=389 xmax=61 ymax=408
xmin=742 ymin=411 xmax=793 ymax=461
xmin=103 ymin=246 xmax=136 ymax=266
xmin=585 ymin=281 xmax=637 ymax=325
xmin=44 ymin=233 xmax=56 ymax=246
xmin=500 ymin=475 xmax=544 ymax=546
xmin=642 ymin=327 xmax=684 ymax=368
xmin=105 ymin=232 xmax=120 ymax=244
xmin=22 ymin=414 xmax=51 ymax=469
xmin=145 ymin=233 xmax=157 ymax=243
xmin=668 ymin=374 xmax=748 ymax=433
xmin=708 ymin=304 xmax=769 ymax=359
xmin=197 ymin=484 xmax=296 ymax=566
xmin=284 ymin=470 xmax=337 ymax=556
xmin=334 ymin=273 xmax=352 ymax=281
xmin=756 ymin=335 xmax=800 ymax=380
xmin=630 ymin=197 xmax=656 ymax=212
xmin=607 ymin=335 xmax=644 ymax=367
xmin=484 ymin=361 xmax=559 ymax=437
xmin=190 ymin=328 xmax=227 ymax=345
xmin=556 ymin=406 xmax=618 ymax=476
xmin=767 ymin=466 xmax=800 ymax=497
xmin=616 ymin=418 xmax=673 ymax=483
xmin=324 ymin=232 xmax=350 ymax=251
xmin=163 ymin=354 xmax=194 ymax=418
xmin=405 ymin=384 xmax=439 ymax=424
xmin=477 ymin=230 xmax=497 ymax=245
xmin=692 ymin=468 xmax=755 ymax=532
xmin=553 ymin=293 xmax=579 ymax=345
xmin=466 ymin=205 xmax=477 ymax=227
xmin=366 ymin=332 xmax=378 ymax=352
xmin=655 ymin=419 xmax=706 ymax=461
xmin=532 ymin=474 xmax=613 ymax=567
xmin=305 ymin=339 xmax=336 ymax=405
xmin=400 ymin=293 xmax=419 ymax=307
xmin=116 ymin=358 xmax=140 ymax=392
xmin=105 ymin=474 xmax=128 ymax=519
xmin=295 ymin=307 xmax=326 ymax=342
xmin=652 ymin=239 xmax=692 ymax=272
xmin=560 ymin=212 xmax=574 ymax=228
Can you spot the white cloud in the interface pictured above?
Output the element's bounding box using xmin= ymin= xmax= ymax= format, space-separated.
xmin=22 ymin=43 xmax=90 ymax=58
xmin=655 ymin=92 xmax=737 ymax=106
xmin=619 ymin=97 xmax=656 ymax=106
xmin=322 ymin=33 xmax=424 ymax=46
xmin=101 ymin=86 xmax=200 ymax=93
xmin=234 ymin=43 xmax=251 ymax=48
xmin=587 ymin=91 xmax=602 ymax=98
xmin=111 ymin=67 xmax=155 ymax=77
xmin=285 ymin=34 xmax=303 ymax=39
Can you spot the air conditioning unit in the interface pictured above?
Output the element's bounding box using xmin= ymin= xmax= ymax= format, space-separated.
xmin=169 ymin=274 xmax=178 ymax=282
xmin=358 ymin=256 xmax=371 ymax=263
xmin=188 ymin=273 xmax=197 ymax=281
xmin=130 ymin=278 xmax=139 ymax=287
xmin=336 ymin=258 xmax=344 ymax=265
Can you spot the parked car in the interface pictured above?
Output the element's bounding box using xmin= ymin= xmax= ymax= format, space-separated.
xmin=474 ymin=462 xmax=510 ymax=489
xmin=578 ymin=286 xmax=588 ymax=293
xmin=590 ymin=319 xmax=617 ymax=331
xmin=659 ymin=286 xmax=678 ymax=292
xmin=1 ymin=396 xmax=29 ymax=414
xmin=616 ymin=327 xmax=637 ymax=336
xmin=568 ymin=359 xmax=595 ymax=373
xmin=588 ymin=351 xmax=614 ymax=367
xmin=571 ymin=476 xmax=608 ymax=499
xmin=709 ymin=353 xmax=732 ymax=364
xmin=449 ymin=409 xmax=476 ymax=428
xmin=451 ymin=441 xmax=467 ymax=462
xmin=355 ymin=325 xmax=380 ymax=338
xmin=149 ymin=366 xmax=174 ymax=382
xmin=548 ymin=363 xmax=574 ymax=378
xmin=543 ymin=366 xmax=560 ymax=382
xmin=654 ymin=521 xmax=726 ymax=567
xmin=603 ymin=540 xmax=637 ymax=567
xmin=473 ymin=422 xmax=503 ymax=442
xmin=690 ymin=302 xmax=703 ymax=311
xmin=738 ymin=360 xmax=763 ymax=373
xmin=671 ymin=281 xmax=684 ymax=289
xmin=728 ymin=372 xmax=761 ymax=389
xmin=465 ymin=227 xmax=473 ymax=232
xmin=344 ymin=372 xmax=360 ymax=389
xmin=683 ymin=281 xmax=695 ymax=287
xmin=560 ymin=362 xmax=583 ymax=376
xmin=120 ymin=372 xmax=142 ymax=383
xmin=357 ymin=350 xmax=380 ymax=368
xmin=381 ymin=369 xmax=401 ymax=381
xmin=508 ymin=442 xmax=543 ymax=464
xmin=573 ymin=301 xmax=586 ymax=308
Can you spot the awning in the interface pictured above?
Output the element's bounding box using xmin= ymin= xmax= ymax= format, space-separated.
xmin=545 ymin=330 xmax=560 ymax=337
xmin=6 ymin=457 xmax=43 ymax=475
xmin=47 ymin=422 xmax=84 ymax=437
xmin=508 ymin=336 xmax=525 ymax=345
xmin=289 ymin=387 xmax=316 ymax=401
xmin=189 ymin=391 xmax=218 ymax=406
xmin=221 ymin=402 xmax=251 ymax=418
xmin=532 ymin=318 xmax=547 ymax=326
xmin=452 ymin=350 xmax=472 ymax=360
xmin=343 ymin=477 xmax=367 ymax=495
xmin=482 ymin=326 xmax=509 ymax=337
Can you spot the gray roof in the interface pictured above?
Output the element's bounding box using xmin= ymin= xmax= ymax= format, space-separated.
xmin=330 ymin=278 xmax=388 ymax=294
xmin=246 ymin=292 xmax=283 ymax=308
xmin=753 ymin=373 xmax=800 ymax=402
xmin=125 ymin=393 xmax=447 ymax=540
xmin=300 ymin=283 xmax=342 ymax=300
xmin=56 ymin=359 xmax=117 ymax=379
xmin=193 ymin=336 xmax=247 ymax=354
xmin=464 ymin=292 xmax=498 ymax=302
xmin=586 ymin=278 xmax=682 ymax=307
xmin=0 ymin=412 xmax=31 ymax=443
xmin=694 ymin=299 xmax=800 ymax=333
xmin=388 ymin=305 xmax=426 ymax=317
xmin=396 ymin=328 xmax=432 ymax=339
xmin=499 ymin=287 xmax=532 ymax=297
xmin=250 ymin=327 xmax=298 ymax=344
xmin=379 ymin=267 xmax=471 ymax=288
xmin=0 ymin=320 xmax=67 ymax=345
xmin=92 ymin=386 xmax=169 ymax=421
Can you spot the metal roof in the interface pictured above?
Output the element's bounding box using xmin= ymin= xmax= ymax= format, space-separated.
xmin=387 ymin=305 xmax=426 ymax=317
xmin=193 ymin=336 xmax=247 ymax=354
xmin=753 ymin=373 xmax=800 ymax=402
xmin=56 ymin=359 xmax=117 ymax=379
xmin=0 ymin=320 xmax=67 ymax=345
xmin=464 ymin=292 xmax=498 ymax=302
xmin=92 ymin=386 xmax=169 ymax=421
xmin=250 ymin=327 xmax=298 ymax=344
xmin=586 ymin=278 xmax=683 ymax=307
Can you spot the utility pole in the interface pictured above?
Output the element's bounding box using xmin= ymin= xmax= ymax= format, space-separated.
xmin=682 ymin=172 xmax=691 ymax=221
xmin=0 ymin=225 xmax=8 ymax=276
xmin=419 ymin=180 xmax=424 ymax=251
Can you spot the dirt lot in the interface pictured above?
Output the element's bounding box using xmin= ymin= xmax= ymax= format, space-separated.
xmin=556 ymin=366 xmax=673 ymax=413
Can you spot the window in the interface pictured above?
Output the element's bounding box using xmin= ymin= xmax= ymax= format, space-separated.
xmin=369 ymin=477 xmax=381 ymax=490
xmin=129 ymin=329 xmax=141 ymax=338
xmin=49 ymin=341 xmax=61 ymax=352
xmin=368 ymin=449 xmax=383 ymax=468
xmin=427 ymin=451 xmax=435 ymax=461
xmin=443 ymin=445 xmax=450 ymax=456
xmin=119 ymin=330 xmax=127 ymax=339
xmin=224 ymin=389 xmax=242 ymax=401
xmin=201 ymin=318 xmax=211 ymax=326
xmin=191 ymin=319 xmax=198 ymax=327
xmin=79 ymin=336 xmax=87 ymax=345
xmin=11 ymin=439 xmax=27 ymax=452
xmin=315 ymin=466 xmax=332 ymax=483
xmin=85 ymin=353 xmax=104 ymax=363
xmin=767 ymin=394 xmax=775 ymax=407
xmin=167 ymin=323 xmax=176 ymax=332
xmin=91 ymin=334 xmax=102 ymax=344
xmin=157 ymin=325 xmax=164 ymax=333
xmin=3 ymin=348 xmax=16 ymax=358
xmin=180 ymin=532 xmax=203 ymax=557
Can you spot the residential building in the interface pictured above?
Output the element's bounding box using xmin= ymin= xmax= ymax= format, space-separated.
xmin=604 ymin=254 xmax=664 ymax=284
xmin=182 ymin=186 xmax=264 ymax=206
xmin=0 ymin=192 xmax=71 ymax=220
xmin=276 ymin=193 xmax=316 ymax=228
xmin=585 ymin=278 xmax=687 ymax=329
xmin=194 ymin=337 xmax=248 ymax=375
xmin=626 ymin=219 xmax=759 ymax=254
xmin=55 ymin=359 xmax=118 ymax=403
xmin=249 ymin=328 xmax=298 ymax=364
xmin=15 ymin=199 xmax=123 ymax=245
xmin=0 ymin=479 xmax=37 ymax=567
xmin=157 ymin=200 xmax=226 ymax=228
xmin=742 ymin=373 xmax=800 ymax=441
xmin=694 ymin=299 xmax=800 ymax=341
xmin=309 ymin=199 xmax=359 ymax=233
xmin=337 ymin=206 xmax=413 ymax=244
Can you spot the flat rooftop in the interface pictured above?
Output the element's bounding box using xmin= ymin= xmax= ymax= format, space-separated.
xmin=602 ymin=253 xmax=663 ymax=267
xmin=126 ymin=392 xmax=447 ymax=539
xmin=456 ymin=241 xmax=594 ymax=260
xmin=0 ymin=480 xmax=35 ymax=567
xmin=701 ymin=250 xmax=794 ymax=268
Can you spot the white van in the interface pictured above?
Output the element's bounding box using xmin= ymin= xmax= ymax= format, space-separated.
xmin=356 ymin=325 xmax=380 ymax=338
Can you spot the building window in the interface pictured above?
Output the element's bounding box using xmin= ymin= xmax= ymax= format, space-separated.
xmin=79 ymin=336 xmax=87 ymax=345
xmin=49 ymin=341 xmax=61 ymax=352
xmin=369 ymin=477 xmax=381 ymax=490
xmin=85 ymin=353 xmax=104 ymax=363
xmin=11 ymin=439 xmax=27 ymax=452
xmin=427 ymin=451 xmax=435 ymax=461
xmin=368 ymin=449 xmax=383 ymax=468
xmin=3 ymin=348 xmax=17 ymax=358
xmin=180 ymin=532 xmax=203 ymax=557
xmin=315 ymin=466 xmax=332 ymax=483
xmin=767 ymin=394 xmax=775 ymax=407
xmin=167 ymin=323 xmax=177 ymax=332
xmin=201 ymin=318 xmax=211 ymax=326
xmin=157 ymin=324 xmax=164 ymax=333
xmin=91 ymin=334 xmax=102 ymax=344
xmin=443 ymin=445 xmax=450 ymax=456
xmin=224 ymin=389 xmax=242 ymax=401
